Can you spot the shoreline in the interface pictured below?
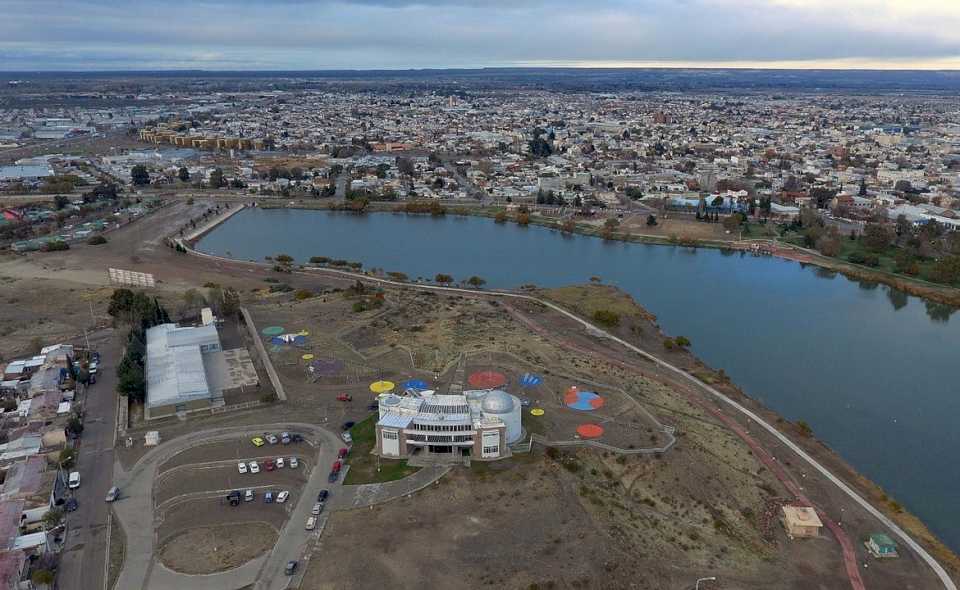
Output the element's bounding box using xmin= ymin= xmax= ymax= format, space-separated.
xmin=249 ymin=199 xmax=960 ymax=308
xmin=177 ymin=211 xmax=959 ymax=586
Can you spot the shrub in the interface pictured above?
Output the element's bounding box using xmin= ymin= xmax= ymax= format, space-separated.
xmin=294 ymin=289 xmax=313 ymax=300
xmin=41 ymin=240 xmax=69 ymax=252
xmin=87 ymin=235 xmax=108 ymax=245
xmin=592 ymin=309 xmax=620 ymax=328
xmin=662 ymin=338 xmax=676 ymax=350
xmin=674 ymin=335 xmax=691 ymax=348
xmin=309 ymin=256 xmax=330 ymax=264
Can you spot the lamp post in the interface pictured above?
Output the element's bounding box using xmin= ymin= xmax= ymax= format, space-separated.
xmin=696 ymin=577 xmax=717 ymax=590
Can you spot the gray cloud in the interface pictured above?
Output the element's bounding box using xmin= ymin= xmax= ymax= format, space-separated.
xmin=1 ymin=0 xmax=958 ymax=70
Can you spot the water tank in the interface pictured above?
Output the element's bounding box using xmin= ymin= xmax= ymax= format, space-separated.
xmin=481 ymin=390 xmax=522 ymax=443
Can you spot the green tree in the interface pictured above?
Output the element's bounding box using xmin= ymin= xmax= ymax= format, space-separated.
xmin=178 ymin=166 xmax=190 ymax=182
xmin=53 ymin=194 xmax=70 ymax=210
xmin=42 ymin=508 xmax=64 ymax=530
xmin=130 ymin=164 xmax=150 ymax=186
xmin=862 ymin=223 xmax=893 ymax=252
xmin=209 ymin=168 xmax=225 ymax=189
xmin=646 ymin=214 xmax=658 ymax=226
xmin=928 ymin=255 xmax=960 ymax=285
xmin=466 ymin=276 xmax=486 ymax=288
xmin=32 ymin=569 xmax=55 ymax=586
xmin=434 ymin=274 xmax=454 ymax=285
xmin=58 ymin=448 xmax=77 ymax=468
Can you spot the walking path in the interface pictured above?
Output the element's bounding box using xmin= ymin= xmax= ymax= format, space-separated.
xmin=178 ymin=240 xmax=959 ymax=590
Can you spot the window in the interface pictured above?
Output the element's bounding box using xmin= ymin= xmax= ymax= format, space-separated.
xmin=382 ymin=430 xmax=398 ymax=440
xmin=483 ymin=446 xmax=499 ymax=454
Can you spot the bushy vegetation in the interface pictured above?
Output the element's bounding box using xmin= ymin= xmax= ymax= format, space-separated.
xmin=108 ymin=289 xmax=171 ymax=403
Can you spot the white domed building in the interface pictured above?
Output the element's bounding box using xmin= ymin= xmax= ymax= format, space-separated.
xmin=375 ymin=388 xmax=523 ymax=461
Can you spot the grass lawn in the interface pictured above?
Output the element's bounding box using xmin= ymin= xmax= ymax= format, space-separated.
xmin=342 ymin=414 xmax=420 ymax=485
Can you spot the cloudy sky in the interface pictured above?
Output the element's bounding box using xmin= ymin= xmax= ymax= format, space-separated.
xmin=2 ymin=0 xmax=959 ymax=70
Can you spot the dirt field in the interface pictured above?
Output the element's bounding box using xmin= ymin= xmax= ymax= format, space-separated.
xmin=304 ymin=458 xmax=835 ymax=590
xmin=157 ymin=496 xmax=288 ymax=546
xmin=158 ymin=522 xmax=278 ymax=574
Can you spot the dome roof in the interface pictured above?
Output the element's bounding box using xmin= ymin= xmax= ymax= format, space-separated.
xmin=481 ymin=390 xmax=515 ymax=413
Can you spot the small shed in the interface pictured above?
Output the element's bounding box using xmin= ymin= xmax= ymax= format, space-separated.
xmin=781 ymin=505 xmax=823 ymax=538
xmin=865 ymin=533 xmax=898 ymax=558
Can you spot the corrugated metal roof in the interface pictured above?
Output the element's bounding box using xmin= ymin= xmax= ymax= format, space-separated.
xmin=146 ymin=324 xmax=220 ymax=409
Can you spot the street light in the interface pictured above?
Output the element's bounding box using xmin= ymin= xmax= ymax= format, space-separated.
xmin=695 ymin=577 xmax=717 ymax=590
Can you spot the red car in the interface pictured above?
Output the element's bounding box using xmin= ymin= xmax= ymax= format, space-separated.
xmin=331 ymin=460 xmax=342 ymax=474
xmin=264 ymin=459 xmax=276 ymax=471
xmin=337 ymin=448 xmax=349 ymax=459
xmin=336 ymin=393 xmax=352 ymax=402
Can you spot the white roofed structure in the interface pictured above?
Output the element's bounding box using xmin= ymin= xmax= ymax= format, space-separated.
xmin=145 ymin=323 xmax=222 ymax=419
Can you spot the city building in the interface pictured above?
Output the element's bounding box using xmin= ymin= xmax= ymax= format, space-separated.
xmin=145 ymin=323 xmax=222 ymax=420
xmin=374 ymin=389 xmax=522 ymax=461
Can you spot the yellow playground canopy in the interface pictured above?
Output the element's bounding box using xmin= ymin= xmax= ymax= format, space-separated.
xmin=370 ymin=380 xmax=395 ymax=393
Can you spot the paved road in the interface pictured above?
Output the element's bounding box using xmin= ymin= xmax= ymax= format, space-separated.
xmin=111 ymin=423 xmax=343 ymax=590
xmin=57 ymin=330 xmax=121 ymax=590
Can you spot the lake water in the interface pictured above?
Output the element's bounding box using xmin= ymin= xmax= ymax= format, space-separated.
xmin=199 ymin=207 xmax=960 ymax=551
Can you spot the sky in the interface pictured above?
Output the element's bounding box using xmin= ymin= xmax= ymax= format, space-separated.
xmin=1 ymin=0 xmax=959 ymax=71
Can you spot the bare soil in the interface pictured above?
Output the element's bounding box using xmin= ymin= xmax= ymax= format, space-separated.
xmin=158 ymin=522 xmax=277 ymax=575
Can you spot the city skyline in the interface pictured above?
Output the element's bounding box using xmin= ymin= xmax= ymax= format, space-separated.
xmin=2 ymin=0 xmax=960 ymax=70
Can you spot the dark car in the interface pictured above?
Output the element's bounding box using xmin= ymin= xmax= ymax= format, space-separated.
xmin=341 ymin=421 xmax=355 ymax=431
xmin=367 ymin=402 xmax=378 ymax=411
xmin=328 ymin=471 xmax=339 ymax=483
xmin=290 ymin=433 xmax=304 ymax=443
xmin=65 ymin=498 xmax=79 ymax=512
xmin=285 ymin=560 xmax=298 ymax=575
xmin=317 ymin=489 xmax=329 ymax=502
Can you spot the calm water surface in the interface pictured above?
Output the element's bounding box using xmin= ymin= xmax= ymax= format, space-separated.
xmin=199 ymin=208 xmax=960 ymax=550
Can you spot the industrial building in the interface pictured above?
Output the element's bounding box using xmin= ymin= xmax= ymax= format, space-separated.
xmin=144 ymin=323 xmax=222 ymax=420
xmin=374 ymin=389 xmax=522 ymax=461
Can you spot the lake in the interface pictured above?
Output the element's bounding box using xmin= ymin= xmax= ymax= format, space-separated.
xmin=198 ymin=207 xmax=960 ymax=551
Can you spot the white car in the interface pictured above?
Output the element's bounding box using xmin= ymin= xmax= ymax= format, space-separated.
xmin=248 ymin=461 xmax=260 ymax=474
xmin=305 ymin=516 xmax=317 ymax=530
xmin=277 ymin=491 xmax=290 ymax=504
xmin=237 ymin=462 xmax=248 ymax=474
xmin=265 ymin=434 xmax=278 ymax=445
xmin=276 ymin=457 xmax=285 ymax=469
xmin=68 ymin=471 xmax=80 ymax=489
xmin=311 ymin=502 xmax=322 ymax=515
xmin=289 ymin=457 xmax=299 ymax=469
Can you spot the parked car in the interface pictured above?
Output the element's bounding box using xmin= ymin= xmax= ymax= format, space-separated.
xmin=336 ymin=393 xmax=352 ymax=402
xmin=68 ymin=471 xmax=80 ymax=489
xmin=65 ymin=498 xmax=79 ymax=512
xmin=251 ymin=437 xmax=265 ymax=447
xmin=341 ymin=421 xmax=355 ymax=431
xmin=290 ymin=433 xmax=304 ymax=443
xmin=341 ymin=432 xmax=353 ymax=445
xmin=264 ymin=491 xmax=274 ymax=504
xmin=331 ymin=460 xmax=342 ymax=474
xmin=328 ymin=471 xmax=339 ymax=483
xmin=248 ymin=461 xmax=260 ymax=474
xmin=305 ymin=516 xmax=317 ymax=530
xmin=289 ymin=457 xmax=299 ymax=469
xmin=338 ymin=448 xmax=349 ymax=459
xmin=277 ymin=457 xmax=285 ymax=469
xmin=105 ymin=487 xmax=120 ymax=503
xmin=277 ymin=491 xmax=290 ymax=504
xmin=317 ymin=489 xmax=329 ymax=502
xmin=227 ymin=490 xmax=241 ymax=506
xmin=311 ymin=502 xmax=323 ymax=515
xmin=264 ymin=459 xmax=276 ymax=471
xmin=367 ymin=402 xmax=378 ymax=411
xmin=237 ymin=462 xmax=248 ymax=474
xmin=280 ymin=432 xmax=291 ymax=445
xmin=244 ymin=489 xmax=255 ymax=502
xmin=285 ymin=561 xmax=298 ymax=575
xmin=265 ymin=433 xmax=279 ymax=445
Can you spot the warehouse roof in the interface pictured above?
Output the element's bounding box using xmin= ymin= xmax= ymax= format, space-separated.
xmin=146 ymin=324 xmax=219 ymax=409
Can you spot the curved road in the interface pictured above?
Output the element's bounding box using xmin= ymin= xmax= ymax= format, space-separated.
xmin=178 ymin=240 xmax=958 ymax=590
xmin=113 ymin=422 xmax=344 ymax=590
